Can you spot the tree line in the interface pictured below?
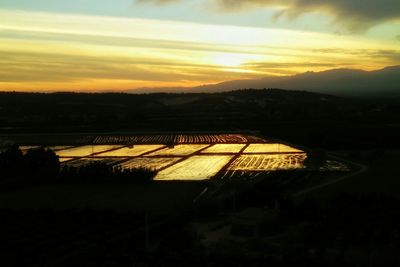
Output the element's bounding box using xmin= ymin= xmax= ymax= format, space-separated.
xmin=0 ymin=146 xmax=156 ymax=187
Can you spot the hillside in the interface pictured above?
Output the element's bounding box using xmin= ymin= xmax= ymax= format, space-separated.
xmin=1 ymin=89 xmax=400 ymax=149
xmin=132 ymin=66 xmax=400 ymax=98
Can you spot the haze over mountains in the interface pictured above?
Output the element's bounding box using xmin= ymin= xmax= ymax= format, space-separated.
xmin=132 ymin=66 xmax=400 ymax=98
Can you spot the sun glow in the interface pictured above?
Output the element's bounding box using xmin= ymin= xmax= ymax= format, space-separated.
xmin=212 ymin=53 xmax=246 ymax=67
xmin=0 ymin=8 xmax=399 ymax=92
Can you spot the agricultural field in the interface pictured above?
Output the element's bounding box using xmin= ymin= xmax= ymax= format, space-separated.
xmin=244 ymin=144 xmax=303 ymax=154
xmin=201 ymin=144 xmax=246 ymax=153
xmin=55 ymin=145 xmax=123 ymax=157
xmin=148 ymin=144 xmax=209 ymax=156
xmin=59 ymin=158 xmax=75 ymax=163
xmin=93 ymin=135 xmax=174 ymax=145
xmin=93 ymin=134 xmax=267 ymax=145
xmin=63 ymin=158 xmax=126 ymax=168
xmin=155 ymin=155 xmax=233 ymax=181
xmin=5 ymin=133 xmax=339 ymax=181
xmin=118 ymin=157 xmax=181 ymax=171
xmin=228 ymin=154 xmax=308 ymax=171
xmin=95 ymin=145 xmax=164 ymax=157
xmin=47 ymin=146 xmax=74 ymax=151
xmin=174 ymin=134 xmax=250 ymax=144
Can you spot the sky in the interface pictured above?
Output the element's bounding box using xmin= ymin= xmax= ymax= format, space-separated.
xmin=0 ymin=0 xmax=399 ymax=92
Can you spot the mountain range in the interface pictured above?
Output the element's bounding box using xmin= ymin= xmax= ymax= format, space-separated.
xmin=131 ymin=66 xmax=400 ymax=98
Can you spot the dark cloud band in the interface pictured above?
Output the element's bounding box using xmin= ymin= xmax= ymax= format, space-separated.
xmin=137 ymin=0 xmax=400 ymax=31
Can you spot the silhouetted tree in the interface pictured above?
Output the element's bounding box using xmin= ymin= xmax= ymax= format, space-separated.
xmin=0 ymin=145 xmax=24 ymax=179
xmin=24 ymin=147 xmax=60 ymax=182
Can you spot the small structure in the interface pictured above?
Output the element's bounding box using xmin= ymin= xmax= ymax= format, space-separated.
xmin=230 ymin=207 xmax=278 ymax=238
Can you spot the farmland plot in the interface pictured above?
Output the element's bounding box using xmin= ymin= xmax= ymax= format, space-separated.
xmin=96 ymin=145 xmax=164 ymax=157
xmin=201 ymin=144 xmax=246 ymax=153
xmin=47 ymin=146 xmax=74 ymax=151
xmin=228 ymin=154 xmax=307 ymax=171
xmin=56 ymin=145 xmax=123 ymax=157
xmin=59 ymin=158 xmax=75 ymax=163
xmin=93 ymin=134 xmax=266 ymax=145
xmin=171 ymin=134 xmax=264 ymax=144
xmin=63 ymin=158 xmax=126 ymax=168
xmin=118 ymin=157 xmax=181 ymax=171
xmin=148 ymin=144 xmax=209 ymax=156
xmin=155 ymin=155 xmax=233 ymax=181
xmin=93 ymin=135 xmax=175 ymax=145
xmin=244 ymin=144 xmax=303 ymax=153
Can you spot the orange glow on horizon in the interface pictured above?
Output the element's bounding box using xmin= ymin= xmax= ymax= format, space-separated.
xmin=0 ymin=9 xmax=399 ymax=92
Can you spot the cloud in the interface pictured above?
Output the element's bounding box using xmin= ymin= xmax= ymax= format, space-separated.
xmin=220 ymin=0 xmax=400 ymax=31
xmin=0 ymin=50 xmax=264 ymax=86
xmin=244 ymin=61 xmax=345 ymax=69
xmin=137 ymin=0 xmax=400 ymax=32
xmin=313 ymin=48 xmax=400 ymax=61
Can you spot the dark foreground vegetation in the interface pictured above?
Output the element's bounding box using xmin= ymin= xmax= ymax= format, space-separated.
xmin=0 ymin=146 xmax=156 ymax=190
xmin=0 ymin=193 xmax=399 ymax=266
xmin=0 ymin=146 xmax=399 ymax=266
xmin=0 ymin=146 xmax=60 ymax=186
xmin=1 ymin=89 xmax=399 ymax=266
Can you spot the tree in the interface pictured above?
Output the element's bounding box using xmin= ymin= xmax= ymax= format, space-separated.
xmin=24 ymin=147 xmax=60 ymax=182
xmin=0 ymin=145 xmax=24 ymax=179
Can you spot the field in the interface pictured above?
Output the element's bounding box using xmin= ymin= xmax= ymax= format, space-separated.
xmin=55 ymin=145 xmax=123 ymax=157
xmin=228 ymin=154 xmax=307 ymax=171
xmin=47 ymin=146 xmax=74 ymax=151
xmin=95 ymin=145 xmax=164 ymax=157
xmin=118 ymin=157 xmax=181 ymax=171
xmin=244 ymin=144 xmax=304 ymax=153
xmin=7 ymin=134 xmax=315 ymax=181
xmin=148 ymin=144 xmax=209 ymax=156
xmin=154 ymin=155 xmax=233 ymax=181
xmin=93 ymin=134 xmax=266 ymax=144
xmin=59 ymin=157 xmax=75 ymax=163
xmin=64 ymin=158 xmax=126 ymax=168
xmin=201 ymin=144 xmax=246 ymax=153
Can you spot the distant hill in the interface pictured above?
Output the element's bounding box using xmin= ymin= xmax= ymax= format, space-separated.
xmin=131 ymin=66 xmax=400 ymax=98
xmin=2 ymin=89 xmax=400 ymax=149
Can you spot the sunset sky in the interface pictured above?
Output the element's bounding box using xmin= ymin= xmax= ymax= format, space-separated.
xmin=0 ymin=0 xmax=399 ymax=92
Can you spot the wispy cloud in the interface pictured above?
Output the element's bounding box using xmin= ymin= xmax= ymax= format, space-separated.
xmin=137 ymin=0 xmax=400 ymax=32
xmin=312 ymin=48 xmax=400 ymax=62
xmin=0 ymin=8 xmax=398 ymax=91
